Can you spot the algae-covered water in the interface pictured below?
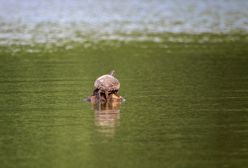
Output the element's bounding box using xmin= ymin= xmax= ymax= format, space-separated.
xmin=1 ymin=0 xmax=248 ymax=168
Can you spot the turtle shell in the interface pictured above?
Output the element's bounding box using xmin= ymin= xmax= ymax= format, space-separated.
xmin=94 ymin=74 xmax=120 ymax=92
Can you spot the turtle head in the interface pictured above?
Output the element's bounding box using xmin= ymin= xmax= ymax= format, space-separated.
xmin=108 ymin=70 xmax=115 ymax=76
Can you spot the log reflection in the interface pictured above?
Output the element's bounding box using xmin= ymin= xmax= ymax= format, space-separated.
xmin=93 ymin=101 xmax=121 ymax=136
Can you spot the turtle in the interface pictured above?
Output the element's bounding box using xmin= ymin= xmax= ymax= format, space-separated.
xmin=93 ymin=70 xmax=120 ymax=101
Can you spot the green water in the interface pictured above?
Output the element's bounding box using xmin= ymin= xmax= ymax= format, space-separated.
xmin=0 ymin=34 xmax=248 ymax=168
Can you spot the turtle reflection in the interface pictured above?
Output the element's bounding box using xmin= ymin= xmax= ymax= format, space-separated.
xmin=93 ymin=101 xmax=121 ymax=136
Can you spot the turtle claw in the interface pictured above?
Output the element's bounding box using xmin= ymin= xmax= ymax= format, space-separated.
xmin=105 ymin=91 xmax=109 ymax=101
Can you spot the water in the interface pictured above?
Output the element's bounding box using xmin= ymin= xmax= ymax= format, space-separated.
xmin=1 ymin=1 xmax=248 ymax=168
xmin=1 ymin=36 xmax=248 ymax=168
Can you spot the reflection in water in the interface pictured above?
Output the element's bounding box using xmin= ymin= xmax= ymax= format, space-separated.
xmin=92 ymin=101 xmax=121 ymax=136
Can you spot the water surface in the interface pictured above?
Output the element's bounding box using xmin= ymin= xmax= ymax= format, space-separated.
xmin=0 ymin=0 xmax=248 ymax=168
xmin=0 ymin=35 xmax=248 ymax=168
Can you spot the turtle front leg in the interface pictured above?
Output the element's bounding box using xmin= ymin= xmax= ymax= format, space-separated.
xmin=105 ymin=91 xmax=109 ymax=101
xmin=97 ymin=90 xmax=101 ymax=102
